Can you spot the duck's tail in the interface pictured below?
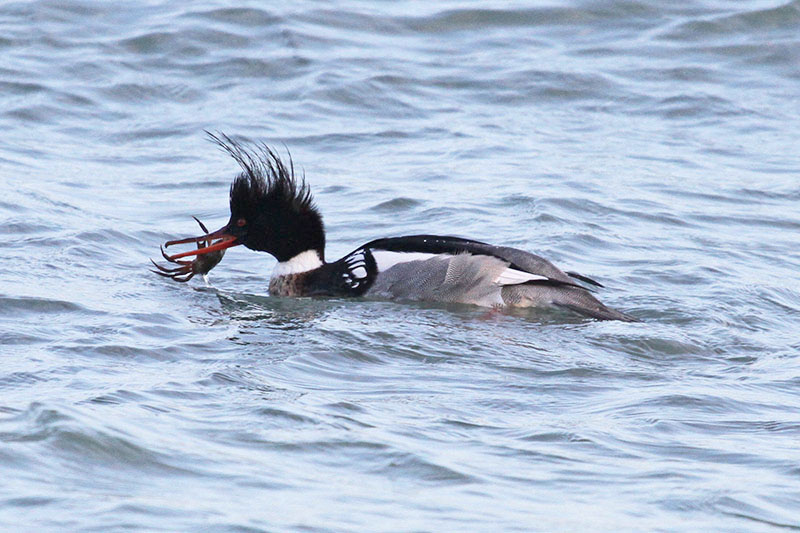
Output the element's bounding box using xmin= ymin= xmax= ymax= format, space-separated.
xmin=501 ymin=283 xmax=638 ymax=322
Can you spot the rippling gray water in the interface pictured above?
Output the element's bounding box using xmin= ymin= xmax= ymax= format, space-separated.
xmin=2 ymin=1 xmax=800 ymax=531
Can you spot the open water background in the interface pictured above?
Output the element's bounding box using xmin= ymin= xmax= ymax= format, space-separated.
xmin=2 ymin=1 xmax=800 ymax=531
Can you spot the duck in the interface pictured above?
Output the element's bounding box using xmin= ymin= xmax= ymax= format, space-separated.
xmin=152 ymin=133 xmax=637 ymax=322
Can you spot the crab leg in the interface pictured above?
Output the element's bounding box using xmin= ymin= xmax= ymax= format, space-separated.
xmin=160 ymin=245 xmax=192 ymax=265
xmin=150 ymin=259 xmax=190 ymax=274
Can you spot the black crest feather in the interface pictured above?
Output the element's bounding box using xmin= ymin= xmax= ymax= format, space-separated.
xmin=204 ymin=131 xmax=325 ymax=261
xmin=205 ymin=131 xmax=316 ymax=216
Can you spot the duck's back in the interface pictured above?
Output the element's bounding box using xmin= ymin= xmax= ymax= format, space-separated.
xmin=350 ymin=235 xmax=583 ymax=304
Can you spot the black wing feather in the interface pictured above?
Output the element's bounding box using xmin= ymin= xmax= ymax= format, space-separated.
xmin=566 ymin=271 xmax=605 ymax=288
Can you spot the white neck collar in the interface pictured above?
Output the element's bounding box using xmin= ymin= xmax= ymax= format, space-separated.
xmin=271 ymin=250 xmax=323 ymax=278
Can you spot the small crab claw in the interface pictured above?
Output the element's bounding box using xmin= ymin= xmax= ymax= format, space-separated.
xmin=150 ymin=217 xmax=228 ymax=282
xmin=192 ymin=216 xmax=210 ymax=238
xmin=150 ymin=245 xmax=196 ymax=282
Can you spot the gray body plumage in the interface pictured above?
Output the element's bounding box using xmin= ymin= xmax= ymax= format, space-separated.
xmin=367 ymin=253 xmax=509 ymax=307
xmin=362 ymin=246 xmax=636 ymax=321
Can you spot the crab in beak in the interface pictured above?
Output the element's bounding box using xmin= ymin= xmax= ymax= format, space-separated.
xmin=150 ymin=217 xmax=239 ymax=282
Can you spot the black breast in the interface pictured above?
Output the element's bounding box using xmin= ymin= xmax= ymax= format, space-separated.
xmin=303 ymin=247 xmax=378 ymax=297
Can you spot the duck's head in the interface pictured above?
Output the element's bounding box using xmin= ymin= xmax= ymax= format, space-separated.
xmin=164 ymin=133 xmax=325 ymax=263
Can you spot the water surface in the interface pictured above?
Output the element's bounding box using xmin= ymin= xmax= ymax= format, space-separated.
xmin=2 ymin=1 xmax=800 ymax=531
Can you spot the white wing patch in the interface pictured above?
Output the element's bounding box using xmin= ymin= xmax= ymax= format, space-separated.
xmin=494 ymin=268 xmax=548 ymax=286
xmin=371 ymin=250 xmax=445 ymax=272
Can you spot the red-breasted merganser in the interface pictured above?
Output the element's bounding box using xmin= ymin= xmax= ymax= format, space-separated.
xmin=152 ymin=133 xmax=636 ymax=321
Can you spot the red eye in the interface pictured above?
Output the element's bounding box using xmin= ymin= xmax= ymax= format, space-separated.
xmin=237 ymin=218 xmax=246 ymax=227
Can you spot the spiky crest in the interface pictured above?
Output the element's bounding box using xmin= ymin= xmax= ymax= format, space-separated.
xmin=205 ymin=131 xmax=315 ymax=216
